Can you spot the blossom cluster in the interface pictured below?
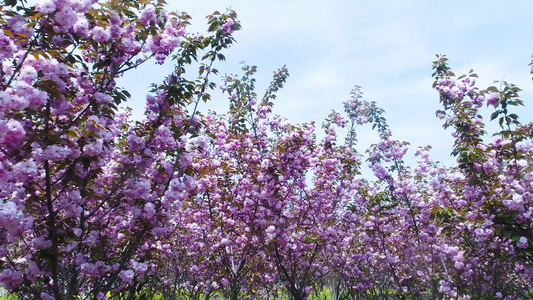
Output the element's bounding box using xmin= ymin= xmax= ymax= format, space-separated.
xmin=0 ymin=1 xmax=531 ymax=299
xmin=0 ymin=0 xmax=239 ymax=298
xmin=152 ymin=61 xmax=532 ymax=300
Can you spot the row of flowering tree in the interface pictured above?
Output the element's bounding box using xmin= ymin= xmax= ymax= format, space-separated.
xmin=155 ymin=60 xmax=532 ymax=300
xmin=1 ymin=0 xmax=532 ymax=299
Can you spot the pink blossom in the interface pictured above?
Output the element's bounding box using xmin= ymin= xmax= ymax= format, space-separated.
xmin=40 ymin=292 xmax=54 ymax=300
xmin=128 ymin=133 xmax=144 ymax=152
xmin=13 ymin=158 xmax=37 ymax=177
xmin=132 ymin=261 xmax=148 ymax=273
xmin=518 ymin=236 xmax=529 ymax=249
xmin=55 ymin=7 xmax=78 ymax=31
xmin=8 ymin=15 xmax=28 ymax=34
xmin=73 ymin=18 xmax=89 ymax=37
xmin=35 ymin=0 xmax=56 ymax=14
xmin=1 ymin=119 xmax=25 ymax=150
xmin=222 ymin=19 xmax=234 ymax=34
xmin=211 ymin=281 xmax=220 ymax=289
xmin=43 ymin=144 xmax=72 ymax=161
xmin=0 ymin=31 xmax=17 ymax=60
xmin=83 ymin=139 xmax=103 ymax=156
xmin=32 ymin=236 xmax=53 ymax=249
xmin=119 ymin=269 xmax=134 ymax=284
xmin=0 ymin=201 xmax=27 ymax=242
xmin=486 ymin=92 xmax=499 ymax=106
xmin=502 ymin=193 xmax=524 ymax=212
xmin=91 ymin=26 xmax=110 ymax=43
xmin=0 ymin=268 xmax=23 ymax=290
xmin=25 ymin=261 xmax=41 ymax=281
xmin=0 ymin=91 xmax=13 ymax=111
xmin=221 ymin=278 xmax=230 ymax=286
xmin=138 ymin=4 xmax=157 ymax=26
xmin=143 ymin=202 xmax=156 ymax=219
xmin=70 ymin=0 xmax=94 ymax=13
xmin=18 ymin=65 xmax=37 ymax=83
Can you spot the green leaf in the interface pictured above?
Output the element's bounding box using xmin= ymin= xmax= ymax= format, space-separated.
xmin=66 ymin=129 xmax=80 ymax=140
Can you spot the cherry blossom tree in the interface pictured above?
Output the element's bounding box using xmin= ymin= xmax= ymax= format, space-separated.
xmin=0 ymin=0 xmax=239 ymax=298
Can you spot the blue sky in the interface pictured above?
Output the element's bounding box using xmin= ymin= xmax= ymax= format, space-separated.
xmin=119 ymin=1 xmax=533 ymax=167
